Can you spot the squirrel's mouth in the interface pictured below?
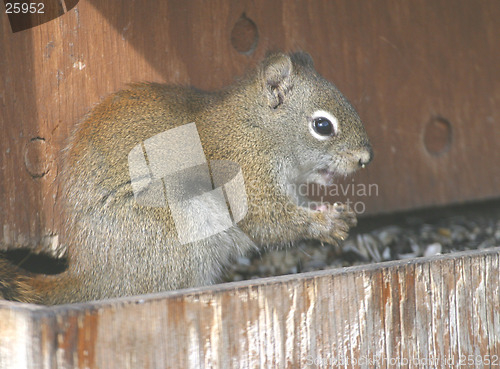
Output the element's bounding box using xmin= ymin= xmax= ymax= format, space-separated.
xmin=317 ymin=168 xmax=336 ymax=185
xmin=305 ymin=168 xmax=338 ymax=187
xmin=311 ymin=158 xmax=365 ymax=185
xmin=292 ymin=158 xmax=363 ymax=196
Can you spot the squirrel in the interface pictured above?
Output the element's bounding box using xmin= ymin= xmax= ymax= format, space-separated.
xmin=0 ymin=52 xmax=372 ymax=305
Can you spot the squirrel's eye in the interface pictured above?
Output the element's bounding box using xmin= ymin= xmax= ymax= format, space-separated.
xmin=309 ymin=110 xmax=339 ymax=140
xmin=313 ymin=117 xmax=334 ymax=136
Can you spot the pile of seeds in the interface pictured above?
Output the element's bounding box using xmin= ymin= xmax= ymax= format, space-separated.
xmin=224 ymin=201 xmax=500 ymax=282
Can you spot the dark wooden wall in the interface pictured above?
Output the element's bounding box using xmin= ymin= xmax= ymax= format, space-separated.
xmin=1 ymin=0 xmax=500 ymax=251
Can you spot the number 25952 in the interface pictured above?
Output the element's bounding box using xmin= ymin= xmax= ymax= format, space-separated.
xmin=5 ymin=2 xmax=45 ymax=14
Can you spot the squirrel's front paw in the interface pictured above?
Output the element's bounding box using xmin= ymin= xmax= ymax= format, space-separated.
xmin=309 ymin=202 xmax=357 ymax=246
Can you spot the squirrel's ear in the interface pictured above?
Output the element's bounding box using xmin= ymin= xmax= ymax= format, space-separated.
xmin=290 ymin=51 xmax=314 ymax=69
xmin=262 ymin=53 xmax=293 ymax=109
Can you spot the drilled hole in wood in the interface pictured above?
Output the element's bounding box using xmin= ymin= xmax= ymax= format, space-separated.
xmin=24 ymin=137 xmax=52 ymax=178
xmin=423 ymin=117 xmax=452 ymax=156
xmin=230 ymin=13 xmax=259 ymax=55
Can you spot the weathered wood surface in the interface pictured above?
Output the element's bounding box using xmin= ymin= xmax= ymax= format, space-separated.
xmin=1 ymin=0 xmax=500 ymax=252
xmin=0 ymin=247 xmax=499 ymax=369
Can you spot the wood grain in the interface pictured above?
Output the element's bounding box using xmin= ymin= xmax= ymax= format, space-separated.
xmin=0 ymin=247 xmax=498 ymax=368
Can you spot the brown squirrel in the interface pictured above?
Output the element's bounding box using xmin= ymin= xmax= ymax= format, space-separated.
xmin=0 ymin=52 xmax=372 ymax=304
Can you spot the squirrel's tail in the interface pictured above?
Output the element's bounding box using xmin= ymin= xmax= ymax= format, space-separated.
xmin=0 ymin=258 xmax=72 ymax=305
xmin=0 ymin=258 xmax=42 ymax=303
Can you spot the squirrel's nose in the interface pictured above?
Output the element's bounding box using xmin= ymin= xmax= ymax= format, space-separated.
xmin=358 ymin=146 xmax=374 ymax=168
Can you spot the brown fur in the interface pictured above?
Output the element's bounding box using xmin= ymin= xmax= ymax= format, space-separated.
xmin=0 ymin=259 xmax=40 ymax=304
xmin=0 ymin=52 xmax=372 ymax=305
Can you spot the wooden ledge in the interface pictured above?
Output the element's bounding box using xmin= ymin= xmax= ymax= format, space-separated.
xmin=1 ymin=247 xmax=499 ymax=368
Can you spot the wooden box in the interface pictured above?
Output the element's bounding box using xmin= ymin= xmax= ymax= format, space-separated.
xmin=1 ymin=247 xmax=499 ymax=368
xmin=1 ymin=1 xmax=500 ymax=368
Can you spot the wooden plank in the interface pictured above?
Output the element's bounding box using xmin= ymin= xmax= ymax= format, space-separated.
xmin=385 ymin=265 xmax=403 ymax=368
xmin=0 ymin=247 xmax=498 ymax=368
xmin=428 ymin=258 xmax=450 ymax=368
xmin=1 ymin=0 xmax=500 ymax=251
